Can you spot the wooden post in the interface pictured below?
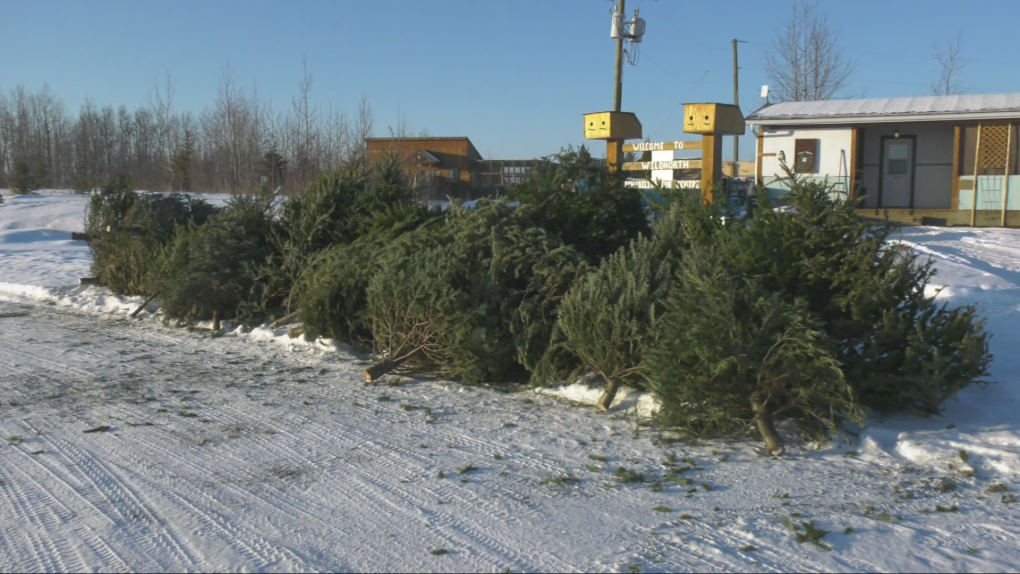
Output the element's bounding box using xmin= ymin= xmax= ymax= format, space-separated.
xmin=951 ymin=126 xmax=962 ymax=210
xmin=612 ymin=0 xmax=625 ymax=114
xmin=971 ymin=123 xmax=983 ymax=227
xmin=606 ymin=0 xmax=626 ymax=172
xmin=755 ymin=127 xmax=764 ymax=187
xmin=701 ymin=134 xmax=723 ymax=203
xmin=607 ymin=138 xmax=623 ymax=173
xmin=849 ymin=128 xmax=858 ymax=201
xmin=1002 ymin=124 xmax=1012 ymax=227
xmin=732 ymin=39 xmax=742 ymax=164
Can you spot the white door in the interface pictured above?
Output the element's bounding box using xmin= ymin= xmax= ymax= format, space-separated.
xmin=881 ymin=138 xmax=914 ymax=208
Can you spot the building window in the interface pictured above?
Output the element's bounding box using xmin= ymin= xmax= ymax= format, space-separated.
xmin=502 ymin=165 xmax=530 ymax=186
xmin=794 ymin=139 xmax=819 ymax=174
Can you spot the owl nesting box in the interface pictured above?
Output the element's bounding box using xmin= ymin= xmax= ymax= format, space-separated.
xmin=682 ymin=103 xmax=745 ymax=136
xmin=583 ymin=111 xmax=643 ymax=140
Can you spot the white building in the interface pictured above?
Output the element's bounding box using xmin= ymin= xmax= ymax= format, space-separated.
xmin=746 ymin=93 xmax=1020 ymax=226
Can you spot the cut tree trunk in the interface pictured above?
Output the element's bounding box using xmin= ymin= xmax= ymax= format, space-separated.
xmin=212 ymin=310 xmax=221 ymax=332
xmin=751 ymin=398 xmax=785 ymax=456
xmin=364 ymin=359 xmax=398 ymax=383
xmin=70 ymin=232 xmax=91 ymax=241
xmin=288 ymin=325 xmax=305 ymax=339
xmin=269 ymin=310 xmax=301 ymax=329
xmin=78 ymin=277 xmax=101 ymax=286
xmin=597 ymin=378 xmax=621 ymax=412
xmin=363 ymin=351 xmax=418 ymax=383
xmin=131 ymin=292 xmax=158 ymax=318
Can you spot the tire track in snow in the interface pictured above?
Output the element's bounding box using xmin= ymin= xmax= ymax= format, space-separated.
xmin=0 ymin=462 xmax=66 ymax=573
xmin=130 ymin=397 xmax=561 ymax=572
xmin=29 ymin=429 xmax=200 ymax=571
xmin=91 ymin=404 xmax=376 ymax=571
xmin=217 ymin=401 xmax=571 ymax=571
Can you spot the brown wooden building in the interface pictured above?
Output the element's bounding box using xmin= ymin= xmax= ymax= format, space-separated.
xmin=365 ymin=137 xmax=538 ymax=199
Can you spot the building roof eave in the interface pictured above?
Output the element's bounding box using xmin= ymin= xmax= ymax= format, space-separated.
xmin=747 ymin=110 xmax=1020 ymax=127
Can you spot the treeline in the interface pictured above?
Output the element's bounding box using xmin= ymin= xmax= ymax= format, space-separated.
xmin=0 ymin=70 xmax=386 ymax=195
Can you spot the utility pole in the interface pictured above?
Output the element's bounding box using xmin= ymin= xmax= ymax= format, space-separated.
xmin=608 ymin=0 xmax=626 ymax=172
xmin=732 ymin=39 xmax=747 ymax=168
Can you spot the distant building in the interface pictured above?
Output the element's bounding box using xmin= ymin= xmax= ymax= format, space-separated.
xmin=365 ymin=137 xmax=539 ymax=199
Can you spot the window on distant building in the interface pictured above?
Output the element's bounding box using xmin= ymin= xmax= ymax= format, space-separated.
xmin=502 ymin=165 xmax=530 ymax=186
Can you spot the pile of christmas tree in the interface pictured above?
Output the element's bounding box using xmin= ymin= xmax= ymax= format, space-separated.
xmin=88 ymin=151 xmax=991 ymax=452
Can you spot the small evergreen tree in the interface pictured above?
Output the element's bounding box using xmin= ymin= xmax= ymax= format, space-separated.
xmin=172 ymin=142 xmax=195 ymax=192
xmin=723 ymin=167 xmax=991 ymax=412
xmin=543 ymin=195 xmax=720 ymax=409
xmin=155 ymin=189 xmax=277 ymax=327
xmin=356 ymin=151 xmax=417 ymax=223
xmin=258 ymin=149 xmax=287 ymax=190
xmin=85 ymin=176 xmax=217 ymax=295
xmin=645 ymin=243 xmax=861 ymax=451
xmin=296 ymin=202 xmax=443 ymax=344
xmin=9 ymin=161 xmax=37 ymax=195
xmin=364 ymin=200 xmax=588 ymax=383
xmin=250 ymin=156 xmax=421 ymax=322
xmin=508 ymin=146 xmax=650 ymax=264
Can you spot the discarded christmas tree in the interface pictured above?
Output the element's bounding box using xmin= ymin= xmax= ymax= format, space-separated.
xmin=645 ymin=243 xmax=861 ymax=452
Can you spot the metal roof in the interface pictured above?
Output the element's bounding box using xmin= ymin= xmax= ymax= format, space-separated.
xmin=746 ymin=93 xmax=1020 ymax=126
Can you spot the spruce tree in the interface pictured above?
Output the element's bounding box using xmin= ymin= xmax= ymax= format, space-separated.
xmin=508 ymin=146 xmax=650 ymax=264
xmin=546 ymin=195 xmax=717 ymax=408
xmin=363 ymin=200 xmax=588 ymax=383
xmin=296 ymin=202 xmax=443 ymax=344
xmin=645 ymin=243 xmax=861 ymax=451
xmin=723 ymin=169 xmax=991 ymax=412
xmin=9 ymin=161 xmax=38 ymax=194
xmin=155 ymin=189 xmax=277 ymax=327
xmin=85 ymin=178 xmax=217 ymax=295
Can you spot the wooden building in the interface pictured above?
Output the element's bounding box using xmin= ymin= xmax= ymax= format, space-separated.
xmin=746 ymin=93 xmax=1020 ymax=226
xmin=365 ymin=137 xmax=538 ymax=199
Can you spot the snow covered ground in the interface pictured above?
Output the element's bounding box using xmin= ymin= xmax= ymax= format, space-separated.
xmin=1 ymin=189 xmax=1019 ymax=573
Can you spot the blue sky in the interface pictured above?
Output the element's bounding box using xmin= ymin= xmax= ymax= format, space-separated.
xmin=4 ymin=0 xmax=1020 ymax=161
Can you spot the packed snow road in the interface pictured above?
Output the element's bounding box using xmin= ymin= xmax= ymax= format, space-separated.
xmin=1 ymin=301 xmax=1018 ymax=573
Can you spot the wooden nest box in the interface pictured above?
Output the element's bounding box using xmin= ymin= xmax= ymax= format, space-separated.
xmin=583 ymin=111 xmax=643 ymax=140
xmin=683 ymin=103 xmax=745 ymax=136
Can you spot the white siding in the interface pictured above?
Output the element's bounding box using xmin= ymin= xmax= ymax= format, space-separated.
xmin=760 ymin=127 xmax=853 ymax=181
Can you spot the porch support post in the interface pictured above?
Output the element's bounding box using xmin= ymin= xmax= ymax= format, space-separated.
xmin=971 ymin=123 xmax=983 ymax=227
xmin=849 ymin=127 xmax=858 ymax=201
xmin=951 ymin=126 xmax=961 ymax=210
xmin=1002 ymin=124 xmax=1012 ymax=227
xmin=755 ymin=127 xmax=764 ymax=187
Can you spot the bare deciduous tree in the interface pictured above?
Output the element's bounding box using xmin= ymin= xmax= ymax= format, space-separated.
xmin=0 ymin=66 xmax=401 ymax=194
xmin=931 ymin=33 xmax=967 ymax=96
xmin=764 ymin=0 xmax=854 ymax=102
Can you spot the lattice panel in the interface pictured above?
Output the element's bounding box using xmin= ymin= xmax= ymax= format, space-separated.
xmin=979 ymin=124 xmax=1009 ymax=169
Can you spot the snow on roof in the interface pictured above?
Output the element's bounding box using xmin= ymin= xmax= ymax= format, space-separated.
xmin=415 ymin=149 xmax=442 ymax=164
xmin=746 ymin=93 xmax=1020 ymax=125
